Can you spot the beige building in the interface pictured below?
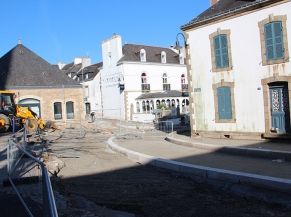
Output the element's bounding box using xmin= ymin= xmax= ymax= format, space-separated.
xmin=0 ymin=42 xmax=84 ymax=125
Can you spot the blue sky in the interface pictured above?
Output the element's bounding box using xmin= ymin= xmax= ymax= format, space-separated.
xmin=0 ymin=1 xmax=209 ymax=64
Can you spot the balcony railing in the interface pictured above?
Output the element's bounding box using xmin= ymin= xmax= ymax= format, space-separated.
xmin=141 ymin=83 xmax=150 ymax=92
xmin=182 ymin=84 xmax=188 ymax=92
xmin=163 ymin=84 xmax=171 ymax=91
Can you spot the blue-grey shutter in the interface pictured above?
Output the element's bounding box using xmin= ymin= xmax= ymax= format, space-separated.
xmin=214 ymin=36 xmax=222 ymax=68
xmin=265 ymin=23 xmax=274 ymax=60
xmin=265 ymin=21 xmax=284 ymax=60
xmin=220 ymin=35 xmax=229 ymax=68
xmin=273 ymin=21 xmax=284 ymax=59
xmin=217 ymin=87 xmax=232 ymax=120
xmin=214 ymin=35 xmax=229 ymax=68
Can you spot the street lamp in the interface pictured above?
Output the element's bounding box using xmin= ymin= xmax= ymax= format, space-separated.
xmin=174 ymin=32 xmax=187 ymax=51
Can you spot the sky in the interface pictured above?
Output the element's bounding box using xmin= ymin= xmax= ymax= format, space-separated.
xmin=0 ymin=1 xmax=210 ymax=64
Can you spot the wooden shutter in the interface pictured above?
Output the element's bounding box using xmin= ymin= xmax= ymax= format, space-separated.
xmin=273 ymin=21 xmax=284 ymax=59
xmin=214 ymin=34 xmax=229 ymax=68
xmin=217 ymin=87 xmax=232 ymax=120
xmin=265 ymin=21 xmax=284 ymax=60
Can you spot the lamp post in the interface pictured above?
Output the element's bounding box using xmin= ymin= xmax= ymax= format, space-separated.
xmin=174 ymin=32 xmax=187 ymax=51
xmin=174 ymin=32 xmax=196 ymax=136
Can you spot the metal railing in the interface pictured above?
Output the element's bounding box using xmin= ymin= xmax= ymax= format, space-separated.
xmin=7 ymin=127 xmax=58 ymax=217
xmin=118 ymin=120 xmax=174 ymax=139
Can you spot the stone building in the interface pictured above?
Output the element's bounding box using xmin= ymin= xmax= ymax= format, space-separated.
xmin=182 ymin=0 xmax=291 ymax=139
xmin=0 ymin=42 xmax=84 ymax=124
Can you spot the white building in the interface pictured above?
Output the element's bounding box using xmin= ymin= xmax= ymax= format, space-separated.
xmin=100 ymin=34 xmax=189 ymax=122
xmin=182 ymin=0 xmax=291 ymax=139
xmin=60 ymin=58 xmax=103 ymax=118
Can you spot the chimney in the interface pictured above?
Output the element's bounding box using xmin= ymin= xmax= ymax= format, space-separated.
xmin=211 ymin=0 xmax=219 ymax=6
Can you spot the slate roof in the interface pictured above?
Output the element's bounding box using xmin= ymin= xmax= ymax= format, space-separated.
xmin=118 ymin=44 xmax=181 ymax=64
xmin=0 ymin=44 xmax=81 ymax=89
xmin=182 ymin=0 xmax=281 ymax=30
xmin=62 ymin=63 xmax=82 ymax=78
xmin=81 ymin=62 xmax=103 ymax=82
xmin=61 ymin=61 xmax=103 ymax=82
xmin=136 ymin=90 xmax=186 ymax=100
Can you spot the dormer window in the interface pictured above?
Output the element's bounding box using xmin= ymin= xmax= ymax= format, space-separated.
xmin=161 ymin=51 xmax=166 ymax=63
xmin=179 ymin=54 xmax=184 ymax=64
xmin=140 ymin=49 xmax=146 ymax=62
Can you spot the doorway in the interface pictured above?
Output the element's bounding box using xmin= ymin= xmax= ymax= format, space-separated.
xmin=269 ymin=83 xmax=290 ymax=133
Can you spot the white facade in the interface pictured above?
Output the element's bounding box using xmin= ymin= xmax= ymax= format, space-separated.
xmin=184 ymin=1 xmax=291 ymax=137
xmin=100 ymin=35 xmax=188 ymax=121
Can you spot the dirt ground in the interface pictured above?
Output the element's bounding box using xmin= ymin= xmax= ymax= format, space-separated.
xmin=44 ymin=120 xmax=291 ymax=217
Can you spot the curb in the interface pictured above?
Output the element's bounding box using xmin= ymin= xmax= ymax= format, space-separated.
xmin=107 ymin=136 xmax=291 ymax=204
xmin=165 ymin=137 xmax=291 ymax=161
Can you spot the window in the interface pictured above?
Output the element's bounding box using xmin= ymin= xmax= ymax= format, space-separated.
xmin=54 ymin=102 xmax=62 ymax=120
xmin=217 ymin=87 xmax=232 ymax=120
xmin=141 ymin=72 xmax=147 ymax=84
xmin=162 ymin=73 xmax=167 ymax=84
xmin=136 ymin=102 xmax=140 ymax=113
xmin=162 ymin=73 xmax=170 ymax=90
xmin=161 ymin=51 xmax=166 ymax=63
xmin=66 ymin=101 xmax=74 ymax=119
xmin=209 ymin=29 xmax=232 ymax=72
xmin=265 ymin=21 xmax=284 ymax=60
xmin=141 ymin=72 xmax=150 ymax=91
xmin=213 ymin=82 xmax=236 ymax=123
xmin=259 ymin=15 xmax=289 ymax=65
xmin=214 ymin=34 xmax=229 ymax=68
xmin=140 ymin=49 xmax=146 ymax=62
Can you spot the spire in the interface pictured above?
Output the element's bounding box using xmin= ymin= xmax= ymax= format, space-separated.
xmin=18 ymin=38 xmax=22 ymax=45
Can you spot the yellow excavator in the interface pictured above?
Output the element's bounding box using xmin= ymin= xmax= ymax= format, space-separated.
xmin=0 ymin=91 xmax=46 ymax=133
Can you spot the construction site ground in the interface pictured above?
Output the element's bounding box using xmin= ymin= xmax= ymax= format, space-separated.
xmin=1 ymin=119 xmax=291 ymax=217
xmin=47 ymin=120 xmax=291 ymax=217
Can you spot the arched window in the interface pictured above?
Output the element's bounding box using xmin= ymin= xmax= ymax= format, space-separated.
xmin=140 ymin=49 xmax=146 ymax=62
xmin=162 ymin=73 xmax=167 ymax=84
xmin=66 ymin=101 xmax=74 ymax=119
xmin=142 ymin=101 xmax=146 ymax=113
xmin=163 ymin=73 xmax=170 ymax=91
xmin=181 ymin=74 xmax=186 ymax=84
xmin=150 ymin=100 xmax=154 ymax=111
xmin=146 ymin=100 xmax=150 ymax=113
xmin=171 ymin=99 xmax=176 ymax=107
xmin=166 ymin=99 xmax=171 ymax=107
xmin=136 ymin=102 xmax=140 ymax=113
xmin=19 ymin=98 xmax=41 ymax=117
xmin=161 ymin=51 xmax=166 ymax=63
xmin=141 ymin=73 xmax=147 ymax=84
xmin=54 ymin=102 xmax=62 ymax=120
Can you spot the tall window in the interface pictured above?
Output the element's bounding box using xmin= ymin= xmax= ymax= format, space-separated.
xmin=213 ymin=82 xmax=236 ymax=123
xmin=181 ymin=74 xmax=185 ymax=84
xmin=217 ymin=87 xmax=232 ymax=120
xmin=161 ymin=51 xmax=166 ymax=63
xmin=136 ymin=102 xmax=140 ymax=113
xmin=214 ymin=34 xmax=229 ymax=68
xmin=210 ymin=30 xmax=232 ymax=72
xmin=140 ymin=49 xmax=146 ymax=62
xmin=54 ymin=102 xmax=62 ymax=120
xmin=66 ymin=101 xmax=74 ymax=119
xmin=265 ymin=21 xmax=284 ymax=60
xmin=259 ymin=15 xmax=289 ymax=65
xmin=162 ymin=73 xmax=167 ymax=84
xmin=163 ymin=73 xmax=170 ymax=91
xmin=141 ymin=72 xmax=147 ymax=84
